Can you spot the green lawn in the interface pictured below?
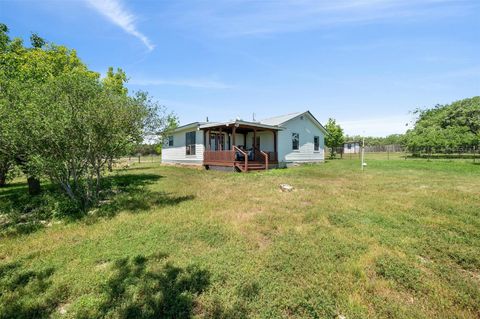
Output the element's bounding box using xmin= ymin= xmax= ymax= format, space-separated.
xmin=1 ymin=157 xmax=479 ymax=318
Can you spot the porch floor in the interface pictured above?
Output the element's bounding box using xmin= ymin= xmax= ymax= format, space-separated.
xmin=204 ymin=160 xmax=278 ymax=172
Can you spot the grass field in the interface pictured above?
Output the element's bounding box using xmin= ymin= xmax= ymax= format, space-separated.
xmin=1 ymin=156 xmax=479 ymax=318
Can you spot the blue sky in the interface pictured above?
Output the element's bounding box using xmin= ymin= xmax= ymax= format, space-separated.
xmin=1 ymin=0 xmax=479 ymax=136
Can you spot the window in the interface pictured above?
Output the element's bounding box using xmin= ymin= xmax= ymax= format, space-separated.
xmin=292 ymin=133 xmax=299 ymax=150
xmin=314 ymin=136 xmax=319 ymax=151
xmin=168 ymin=136 xmax=174 ymax=147
xmin=185 ymin=131 xmax=196 ymax=155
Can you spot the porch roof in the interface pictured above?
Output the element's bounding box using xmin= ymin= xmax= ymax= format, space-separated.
xmin=199 ymin=120 xmax=282 ymax=131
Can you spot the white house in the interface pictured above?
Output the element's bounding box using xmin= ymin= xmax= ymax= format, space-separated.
xmin=161 ymin=111 xmax=327 ymax=172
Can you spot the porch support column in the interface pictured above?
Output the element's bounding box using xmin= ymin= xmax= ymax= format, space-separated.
xmin=219 ymin=127 xmax=223 ymax=150
xmin=232 ymin=126 xmax=236 ymax=148
xmin=273 ymin=130 xmax=278 ymax=161
xmin=207 ymin=130 xmax=211 ymax=150
xmin=253 ymin=129 xmax=257 ymax=149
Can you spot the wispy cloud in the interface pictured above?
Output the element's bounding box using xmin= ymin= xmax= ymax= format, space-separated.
xmin=166 ymin=0 xmax=475 ymax=37
xmin=129 ymin=78 xmax=233 ymax=89
xmin=86 ymin=0 xmax=154 ymax=51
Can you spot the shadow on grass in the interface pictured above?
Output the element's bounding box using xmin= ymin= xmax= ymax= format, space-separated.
xmin=95 ymin=173 xmax=194 ymax=219
xmin=1 ymin=253 xmax=252 ymax=319
xmin=0 ymin=173 xmax=194 ymax=237
xmin=0 ymin=261 xmax=67 ymax=318
xmin=85 ymin=254 xmax=211 ymax=319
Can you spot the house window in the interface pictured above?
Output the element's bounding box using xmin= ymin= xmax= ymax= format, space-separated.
xmin=185 ymin=131 xmax=196 ymax=155
xmin=347 ymin=143 xmax=352 ymax=149
xmin=292 ymin=133 xmax=299 ymax=150
xmin=314 ymin=136 xmax=319 ymax=151
xmin=168 ymin=135 xmax=174 ymax=147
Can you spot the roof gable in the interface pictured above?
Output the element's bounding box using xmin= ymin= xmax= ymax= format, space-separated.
xmin=259 ymin=112 xmax=303 ymax=126
xmin=260 ymin=111 xmax=327 ymax=134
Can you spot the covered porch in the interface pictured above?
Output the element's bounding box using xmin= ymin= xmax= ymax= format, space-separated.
xmin=200 ymin=121 xmax=280 ymax=172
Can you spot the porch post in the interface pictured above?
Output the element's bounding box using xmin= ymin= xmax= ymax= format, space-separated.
xmin=273 ymin=130 xmax=277 ymax=161
xmin=232 ymin=126 xmax=236 ymax=147
xmin=219 ymin=127 xmax=223 ymax=150
xmin=253 ymin=129 xmax=257 ymax=149
xmin=207 ymin=130 xmax=211 ymax=150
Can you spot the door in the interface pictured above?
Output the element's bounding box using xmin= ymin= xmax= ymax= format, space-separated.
xmin=210 ymin=135 xmax=216 ymax=150
xmin=253 ymin=136 xmax=260 ymax=149
xmin=210 ymin=133 xmax=225 ymax=150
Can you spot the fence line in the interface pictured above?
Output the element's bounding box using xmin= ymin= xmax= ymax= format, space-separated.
xmin=118 ymin=154 xmax=162 ymax=164
xmin=326 ymin=144 xmax=479 ymax=162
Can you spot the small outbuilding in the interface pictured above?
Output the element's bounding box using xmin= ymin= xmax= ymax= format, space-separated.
xmin=344 ymin=141 xmax=361 ymax=154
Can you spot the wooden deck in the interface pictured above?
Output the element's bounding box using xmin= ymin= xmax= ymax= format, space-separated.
xmin=203 ymin=149 xmax=277 ymax=172
xmin=200 ymin=120 xmax=280 ymax=172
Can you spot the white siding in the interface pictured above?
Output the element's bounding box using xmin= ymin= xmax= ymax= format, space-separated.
xmin=161 ymin=129 xmax=204 ymax=164
xmin=277 ymin=114 xmax=325 ymax=164
xmin=245 ymin=131 xmax=275 ymax=151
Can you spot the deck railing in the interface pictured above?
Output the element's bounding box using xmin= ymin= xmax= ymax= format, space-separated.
xmin=204 ymin=148 xmax=277 ymax=171
xmin=203 ymin=149 xmax=235 ymax=162
xmin=233 ymin=146 xmax=248 ymax=171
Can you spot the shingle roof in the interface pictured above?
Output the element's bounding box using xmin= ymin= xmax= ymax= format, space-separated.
xmin=259 ymin=112 xmax=304 ymax=126
xmin=173 ymin=111 xmax=327 ymax=133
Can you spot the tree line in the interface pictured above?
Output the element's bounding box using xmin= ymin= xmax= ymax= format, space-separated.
xmin=405 ymin=96 xmax=479 ymax=154
xmin=0 ymin=24 xmax=176 ymax=210
xmin=324 ymin=96 xmax=479 ymax=156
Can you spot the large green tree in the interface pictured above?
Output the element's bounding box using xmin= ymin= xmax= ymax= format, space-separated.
xmin=324 ymin=118 xmax=345 ymax=158
xmin=0 ymin=23 xmax=94 ymax=192
xmin=405 ymin=97 xmax=480 ymax=153
xmin=28 ymin=71 xmax=154 ymax=207
xmin=0 ymin=24 xmax=175 ymax=210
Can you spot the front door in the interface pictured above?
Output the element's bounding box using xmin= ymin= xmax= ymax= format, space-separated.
xmin=210 ymin=133 xmax=225 ymax=150
xmin=253 ymin=136 xmax=260 ymax=149
xmin=210 ymin=135 xmax=216 ymax=150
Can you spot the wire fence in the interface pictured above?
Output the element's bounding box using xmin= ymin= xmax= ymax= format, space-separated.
xmin=326 ymin=145 xmax=480 ymax=163
xmin=117 ymin=155 xmax=162 ymax=165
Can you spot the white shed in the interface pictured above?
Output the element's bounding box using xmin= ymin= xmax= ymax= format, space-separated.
xmin=344 ymin=141 xmax=361 ymax=154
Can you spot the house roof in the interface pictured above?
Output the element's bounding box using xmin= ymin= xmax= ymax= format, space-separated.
xmin=172 ymin=110 xmax=327 ymax=134
xmin=259 ymin=112 xmax=304 ymax=126
xmin=261 ymin=111 xmax=328 ymax=134
xmin=199 ymin=120 xmax=281 ymax=131
xmin=171 ymin=122 xmax=206 ymax=133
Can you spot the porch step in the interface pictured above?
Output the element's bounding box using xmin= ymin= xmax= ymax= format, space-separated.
xmin=235 ymin=162 xmax=267 ymax=172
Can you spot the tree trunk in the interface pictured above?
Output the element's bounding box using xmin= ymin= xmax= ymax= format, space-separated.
xmin=0 ymin=172 xmax=6 ymax=187
xmin=0 ymin=161 xmax=10 ymax=187
xmin=108 ymin=159 xmax=113 ymax=172
xmin=27 ymin=176 xmax=41 ymax=195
